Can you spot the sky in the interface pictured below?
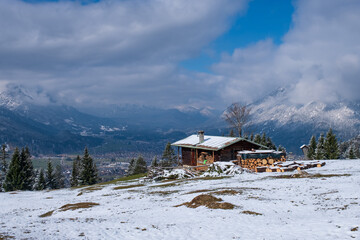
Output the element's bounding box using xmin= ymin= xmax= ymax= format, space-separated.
xmin=0 ymin=0 xmax=359 ymax=110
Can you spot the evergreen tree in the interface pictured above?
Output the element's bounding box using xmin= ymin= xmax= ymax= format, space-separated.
xmin=253 ymin=134 xmax=261 ymax=144
xmin=132 ymin=156 xmax=147 ymax=175
xmin=324 ymin=128 xmax=339 ymax=159
xmin=46 ymin=160 xmax=55 ymax=189
xmin=54 ymin=165 xmax=65 ymax=189
xmin=315 ymin=134 xmax=325 ymax=160
xmin=250 ymin=133 xmax=254 ymax=141
xmin=307 ymin=135 xmax=317 ymax=160
xmin=3 ymin=148 xmax=21 ymax=191
xmin=19 ymin=147 xmax=34 ymax=190
xmin=277 ymin=145 xmax=285 ymax=152
xmin=261 ymin=133 xmax=267 ymax=146
xmin=35 ymin=169 xmax=46 ymax=190
xmin=355 ymin=147 xmax=360 ymax=159
xmin=1 ymin=144 xmax=8 ymax=176
xmin=161 ymin=142 xmax=176 ymax=167
xmin=229 ymin=129 xmax=235 ymax=137
xmin=266 ymin=137 xmax=276 ymax=150
xmin=151 ymin=156 xmax=158 ymax=167
xmin=70 ymin=155 xmax=81 ymax=187
xmin=127 ymin=158 xmax=136 ymax=175
xmin=80 ymin=147 xmax=98 ymax=185
xmin=348 ymin=146 xmax=356 ymax=159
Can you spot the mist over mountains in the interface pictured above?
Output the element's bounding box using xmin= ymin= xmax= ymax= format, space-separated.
xmin=0 ymin=85 xmax=359 ymax=155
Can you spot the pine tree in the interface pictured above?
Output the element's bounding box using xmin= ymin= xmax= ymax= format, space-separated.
xmin=80 ymin=147 xmax=98 ymax=185
xmin=161 ymin=142 xmax=176 ymax=167
xmin=1 ymin=144 xmax=8 ymax=176
xmin=19 ymin=147 xmax=34 ymax=190
xmin=132 ymin=156 xmax=147 ymax=175
xmin=151 ymin=156 xmax=158 ymax=167
xmin=315 ymin=134 xmax=325 ymax=160
xmin=46 ymin=160 xmax=55 ymax=189
xmin=35 ymin=169 xmax=46 ymax=190
xmin=261 ymin=133 xmax=267 ymax=146
xmin=348 ymin=146 xmax=356 ymax=159
xmin=253 ymin=134 xmax=261 ymax=144
xmin=54 ymin=165 xmax=65 ymax=189
xmin=324 ymin=128 xmax=339 ymax=159
xmin=70 ymin=155 xmax=81 ymax=187
xmin=250 ymin=133 xmax=254 ymax=141
xmin=278 ymin=145 xmax=285 ymax=152
xmin=307 ymin=135 xmax=317 ymax=160
xmin=266 ymin=137 xmax=276 ymax=150
xmin=229 ymin=129 xmax=235 ymax=137
xmin=355 ymin=147 xmax=360 ymax=159
xmin=127 ymin=158 xmax=136 ymax=175
xmin=3 ymin=148 xmax=21 ymax=191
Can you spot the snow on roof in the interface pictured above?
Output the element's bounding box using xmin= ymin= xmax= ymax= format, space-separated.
xmin=237 ymin=150 xmax=283 ymax=155
xmin=300 ymin=144 xmax=308 ymax=149
xmin=171 ymin=135 xmax=243 ymax=151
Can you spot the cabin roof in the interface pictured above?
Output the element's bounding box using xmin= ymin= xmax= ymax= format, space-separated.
xmin=171 ymin=134 xmax=265 ymax=151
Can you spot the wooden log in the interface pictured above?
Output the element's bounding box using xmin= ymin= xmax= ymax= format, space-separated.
xmin=268 ymin=159 xmax=274 ymax=164
xmin=262 ymin=159 xmax=268 ymax=165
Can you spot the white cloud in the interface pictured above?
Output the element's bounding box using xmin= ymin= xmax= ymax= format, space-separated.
xmin=0 ymin=0 xmax=248 ymax=107
xmin=214 ymin=0 xmax=360 ymax=105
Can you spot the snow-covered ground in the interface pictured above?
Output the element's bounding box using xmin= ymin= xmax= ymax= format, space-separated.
xmin=1 ymin=160 xmax=360 ymax=240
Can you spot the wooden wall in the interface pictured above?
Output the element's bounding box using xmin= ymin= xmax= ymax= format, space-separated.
xmin=181 ymin=140 xmax=261 ymax=166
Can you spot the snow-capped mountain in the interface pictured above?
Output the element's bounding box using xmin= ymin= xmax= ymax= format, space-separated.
xmin=247 ymin=88 xmax=360 ymax=153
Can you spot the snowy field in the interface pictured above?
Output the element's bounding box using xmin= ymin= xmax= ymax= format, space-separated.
xmin=1 ymin=160 xmax=360 ymax=240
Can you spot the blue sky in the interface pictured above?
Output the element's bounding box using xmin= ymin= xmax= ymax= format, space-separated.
xmin=181 ymin=0 xmax=294 ymax=73
xmin=1 ymin=0 xmax=359 ymax=109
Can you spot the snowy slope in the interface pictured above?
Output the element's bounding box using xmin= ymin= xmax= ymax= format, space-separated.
xmin=1 ymin=159 xmax=359 ymax=240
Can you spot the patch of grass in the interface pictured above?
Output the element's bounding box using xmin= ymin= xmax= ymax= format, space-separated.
xmin=351 ymin=227 xmax=358 ymax=231
xmin=77 ymin=185 xmax=104 ymax=196
xmin=0 ymin=233 xmax=15 ymax=239
xmin=175 ymin=194 xmax=235 ymax=210
xmin=59 ymin=202 xmax=99 ymax=212
xmin=148 ymin=190 xmax=179 ymax=196
xmin=39 ymin=210 xmax=55 ymax=218
xmin=149 ymin=182 xmax=179 ymax=188
xmin=113 ymin=184 xmax=144 ymax=190
xmin=213 ymin=189 xmax=242 ymax=195
xmin=186 ymin=176 xmax=230 ymax=181
xmin=242 ymin=210 xmax=263 ymax=216
xmin=99 ymin=173 xmax=147 ymax=185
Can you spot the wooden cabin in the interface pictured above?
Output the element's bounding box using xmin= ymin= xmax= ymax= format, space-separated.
xmin=171 ymin=131 xmax=264 ymax=167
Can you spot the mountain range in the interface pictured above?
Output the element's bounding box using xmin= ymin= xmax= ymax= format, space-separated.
xmin=0 ymin=85 xmax=359 ymax=155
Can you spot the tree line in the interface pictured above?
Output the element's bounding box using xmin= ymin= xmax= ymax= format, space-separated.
xmin=306 ymin=128 xmax=342 ymax=160
xmin=0 ymin=146 xmax=99 ymax=191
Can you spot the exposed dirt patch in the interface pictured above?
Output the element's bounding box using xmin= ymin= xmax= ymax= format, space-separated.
xmin=149 ymin=182 xmax=179 ymax=188
xmin=242 ymin=210 xmax=263 ymax=216
xmin=59 ymin=202 xmax=99 ymax=212
xmin=148 ymin=190 xmax=179 ymax=196
xmin=213 ymin=189 xmax=241 ymax=195
xmin=39 ymin=210 xmax=55 ymax=218
xmin=113 ymin=184 xmax=144 ymax=190
xmin=0 ymin=233 xmax=15 ymax=239
xmin=351 ymin=226 xmax=358 ymax=231
xmin=175 ymin=194 xmax=235 ymax=210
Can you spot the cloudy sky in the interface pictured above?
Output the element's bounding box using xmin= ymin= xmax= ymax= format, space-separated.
xmin=0 ymin=0 xmax=359 ymax=109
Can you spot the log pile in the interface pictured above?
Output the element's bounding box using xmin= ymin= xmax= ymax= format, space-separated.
xmin=256 ymin=160 xmax=326 ymax=173
xmin=238 ymin=155 xmax=286 ymax=171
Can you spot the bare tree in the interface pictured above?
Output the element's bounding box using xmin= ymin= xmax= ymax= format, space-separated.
xmin=223 ymin=102 xmax=251 ymax=137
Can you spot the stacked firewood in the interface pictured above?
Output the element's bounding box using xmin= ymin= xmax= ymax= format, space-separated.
xmin=237 ymin=155 xmax=286 ymax=170
xmin=256 ymin=161 xmax=326 ymax=173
